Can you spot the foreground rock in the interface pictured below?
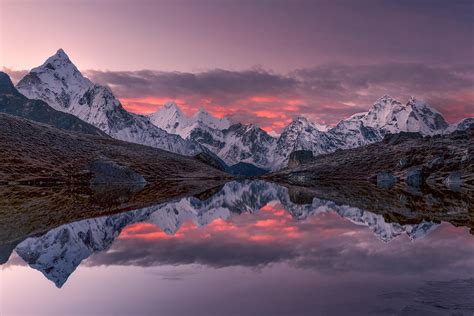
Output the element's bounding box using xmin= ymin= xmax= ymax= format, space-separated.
xmin=90 ymin=160 xmax=146 ymax=185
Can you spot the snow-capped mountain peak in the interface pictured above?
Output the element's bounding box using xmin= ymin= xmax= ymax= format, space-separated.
xmin=362 ymin=95 xmax=406 ymax=130
xmin=149 ymin=103 xmax=231 ymax=139
xmin=294 ymin=116 xmax=329 ymax=132
xmin=360 ymin=95 xmax=449 ymax=136
xmin=192 ymin=107 xmax=231 ymax=130
xmin=148 ymin=101 xmax=189 ymax=135
xmin=273 ymin=116 xmax=341 ymax=169
xmin=375 ymin=94 xmax=400 ymax=105
xmin=16 ymin=49 xmax=203 ymax=156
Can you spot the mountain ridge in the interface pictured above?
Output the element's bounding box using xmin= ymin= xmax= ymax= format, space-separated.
xmin=16 ymin=49 xmax=205 ymax=156
xmin=13 ymin=49 xmax=472 ymax=171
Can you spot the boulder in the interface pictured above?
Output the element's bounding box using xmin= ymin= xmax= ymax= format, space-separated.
xmin=288 ymin=150 xmax=314 ymax=168
xmin=90 ymin=159 xmax=146 ymax=184
xmin=426 ymin=156 xmax=444 ymax=169
xmin=406 ymin=167 xmax=425 ymax=187
xmin=443 ymin=171 xmax=462 ymax=191
xmin=377 ymin=172 xmax=397 ymax=188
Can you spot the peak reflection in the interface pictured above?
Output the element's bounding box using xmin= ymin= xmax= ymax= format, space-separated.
xmin=3 ymin=180 xmax=472 ymax=288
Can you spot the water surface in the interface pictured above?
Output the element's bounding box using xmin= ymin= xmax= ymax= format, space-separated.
xmin=1 ymin=180 xmax=473 ymax=315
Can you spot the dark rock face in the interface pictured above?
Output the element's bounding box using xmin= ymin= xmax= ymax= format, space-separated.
xmin=0 ymin=240 xmax=19 ymax=265
xmin=383 ymin=132 xmax=423 ymax=145
xmin=194 ymin=152 xmax=228 ymax=172
xmin=288 ymin=150 xmax=314 ymax=168
xmin=0 ymin=72 xmax=21 ymax=95
xmin=90 ymin=160 xmax=146 ymax=185
xmin=0 ymin=72 xmax=107 ymax=137
xmin=189 ymin=129 xmax=226 ymax=149
xmin=406 ymin=167 xmax=425 ymax=187
xmin=377 ymin=172 xmax=397 ymax=188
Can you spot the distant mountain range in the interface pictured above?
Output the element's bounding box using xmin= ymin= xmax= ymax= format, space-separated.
xmin=148 ymin=94 xmax=471 ymax=169
xmin=11 ymin=49 xmax=473 ymax=171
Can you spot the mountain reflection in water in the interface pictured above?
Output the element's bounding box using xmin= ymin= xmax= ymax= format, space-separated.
xmin=1 ymin=180 xmax=473 ymax=316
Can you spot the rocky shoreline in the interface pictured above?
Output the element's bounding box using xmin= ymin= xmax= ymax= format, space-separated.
xmin=265 ymin=127 xmax=474 ymax=192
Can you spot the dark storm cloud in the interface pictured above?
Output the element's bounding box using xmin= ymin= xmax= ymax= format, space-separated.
xmin=293 ymin=63 xmax=473 ymax=93
xmin=85 ymin=68 xmax=298 ymax=100
xmin=4 ymin=61 xmax=472 ymax=130
xmin=85 ymin=63 xmax=473 ymax=100
xmin=82 ymin=62 xmax=473 ymax=127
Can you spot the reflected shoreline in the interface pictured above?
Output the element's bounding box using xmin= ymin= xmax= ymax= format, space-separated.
xmin=1 ymin=179 xmax=472 ymax=288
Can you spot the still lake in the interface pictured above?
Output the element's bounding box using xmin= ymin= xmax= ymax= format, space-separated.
xmin=1 ymin=180 xmax=473 ymax=316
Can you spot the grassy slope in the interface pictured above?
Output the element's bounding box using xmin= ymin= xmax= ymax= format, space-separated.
xmin=0 ymin=113 xmax=230 ymax=183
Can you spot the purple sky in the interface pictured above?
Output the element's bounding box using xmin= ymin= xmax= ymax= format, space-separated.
xmin=1 ymin=0 xmax=473 ymax=132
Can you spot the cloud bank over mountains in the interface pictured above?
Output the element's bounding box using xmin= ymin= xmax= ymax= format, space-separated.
xmin=4 ymin=61 xmax=473 ymax=133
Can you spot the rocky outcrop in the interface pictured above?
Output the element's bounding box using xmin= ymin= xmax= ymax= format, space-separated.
xmin=90 ymin=160 xmax=146 ymax=185
xmin=194 ymin=152 xmax=228 ymax=172
xmin=288 ymin=150 xmax=314 ymax=168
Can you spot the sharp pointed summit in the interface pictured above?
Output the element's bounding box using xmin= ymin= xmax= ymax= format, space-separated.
xmin=361 ymin=96 xmax=448 ymax=135
xmin=16 ymin=49 xmax=204 ymax=156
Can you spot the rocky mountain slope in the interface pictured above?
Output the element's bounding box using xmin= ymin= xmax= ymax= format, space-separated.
xmin=0 ymin=72 xmax=106 ymax=136
xmin=149 ymin=103 xmax=277 ymax=169
xmin=266 ymin=127 xmax=474 ymax=191
xmin=0 ymin=113 xmax=230 ymax=184
xmin=16 ymin=49 xmax=203 ymax=156
xmin=360 ymin=95 xmax=449 ymax=135
xmin=13 ymin=49 xmax=472 ymax=171
xmin=271 ymin=95 xmax=457 ymax=168
xmin=147 ymin=95 xmax=469 ymax=170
